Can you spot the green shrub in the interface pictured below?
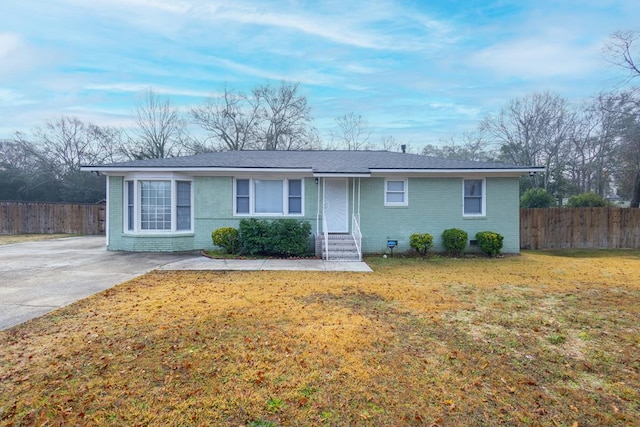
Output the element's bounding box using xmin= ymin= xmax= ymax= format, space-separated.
xmin=442 ymin=228 xmax=468 ymax=256
xmin=239 ymin=218 xmax=312 ymax=257
xmin=409 ymin=233 xmax=433 ymax=256
xmin=566 ymin=192 xmax=610 ymax=207
xmin=239 ymin=219 xmax=271 ymax=255
xmin=475 ymin=231 xmax=504 ymax=257
xmin=520 ymin=188 xmax=556 ymax=208
xmin=269 ymin=219 xmax=312 ymax=257
xmin=211 ymin=227 xmax=239 ymax=254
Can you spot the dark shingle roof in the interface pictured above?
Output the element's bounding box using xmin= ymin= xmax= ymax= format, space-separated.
xmin=85 ymin=150 xmax=540 ymax=174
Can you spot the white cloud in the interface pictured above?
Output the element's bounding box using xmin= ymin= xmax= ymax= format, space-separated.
xmin=62 ymin=0 xmax=192 ymax=15
xmin=0 ymin=33 xmax=21 ymax=58
xmin=470 ymin=31 xmax=604 ymax=79
xmin=0 ymin=89 xmax=34 ymax=106
xmin=85 ymin=83 xmax=211 ymax=98
xmin=0 ymin=33 xmax=38 ymax=76
xmin=0 ymin=32 xmax=60 ymax=78
xmin=203 ymin=56 xmax=336 ymax=87
xmin=200 ymin=1 xmax=451 ymax=52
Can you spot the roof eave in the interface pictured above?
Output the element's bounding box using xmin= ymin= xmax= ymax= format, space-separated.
xmin=81 ymin=166 xmax=314 ymax=174
xmin=312 ymin=172 xmax=371 ymax=177
xmin=371 ymin=167 xmax=545 ymax=174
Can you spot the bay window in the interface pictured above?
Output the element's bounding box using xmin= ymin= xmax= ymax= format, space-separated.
xmin=125 ymin=177 xmax=192 ymax=233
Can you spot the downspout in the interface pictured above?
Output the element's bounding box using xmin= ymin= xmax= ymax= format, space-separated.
xmin=322 ymin=178 xmax=329 ymax=260
xmin=316 ymin=176 xmax=320 ymax=236
xmin=105 ymin=176 xmax=109 ymax=248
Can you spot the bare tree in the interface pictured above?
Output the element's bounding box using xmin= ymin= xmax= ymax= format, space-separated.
xmin=605 ymin=90 xmax=640 ymax=206
xmin=567 ymin=93 xmax=623 ymax=197
xmin=8 ymin=116 xmax=121 ymax=201
xmin=379 ymin=135 xmax=397 ymax=151
xmin=335 ymin=112 xmax=372 ymax=150
xmin=124 ymin=89 xmax=190 ymax=159
xmin=603 ymin=30 xmax=640 ymax=206
xmin=480 ymin=92 xmax=576 ymax=195
xmin=422 ymin=132 xmax=495 ymax=161
xmin=15 ymin=116 xmax=119 ymax=177
xmin=254 ymin=82 xmax=317 ymax=150
xmin=191 ymin=86 xmax=260 ymax=151
xmin=191 ymin=82 xmax=317 ymax=151
xmin=605 ymin=30 xmax=640 ymax=83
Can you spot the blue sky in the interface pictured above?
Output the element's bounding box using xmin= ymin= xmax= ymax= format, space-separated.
xmin=1 ymin=0 xmax=638 ymax=148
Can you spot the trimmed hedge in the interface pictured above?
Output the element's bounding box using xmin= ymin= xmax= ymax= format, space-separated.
xmin=409 ymin=233 xmax=433 ymax=256
xmin=211 ymin=227 xmax=240 ymax=254
xmin=442 ymin=228 xmax=468 ymax=256
xmin=239 ymin=218 xmax=312 ymax=257
xmin=269 ymin=219 xmax=313 ymax=257
xmin=475 ymin=231 xmax=504 ymax=257
xmin=239 ymin=218 xmax=270 ymax=255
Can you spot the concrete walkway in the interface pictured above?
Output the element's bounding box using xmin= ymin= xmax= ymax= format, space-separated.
xmin=160 ymin=257 xmax=373 ymax=272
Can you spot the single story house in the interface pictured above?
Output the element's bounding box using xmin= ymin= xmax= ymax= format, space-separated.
xmin=82 ymin=150 xmax=543 ymax=260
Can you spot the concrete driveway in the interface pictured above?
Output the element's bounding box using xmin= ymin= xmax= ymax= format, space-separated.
xmin=0 ymin=236 xmax=195 ymax=331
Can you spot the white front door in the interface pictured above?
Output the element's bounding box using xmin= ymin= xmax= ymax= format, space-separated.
xmin=324 ymin=178 xmax=349 ymax=233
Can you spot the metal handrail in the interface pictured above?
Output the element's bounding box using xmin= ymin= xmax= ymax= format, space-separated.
xmin=352 ymin=213 xmax=362 ymax=261
xmin=322 ymin=211 xmax=329 ymax=260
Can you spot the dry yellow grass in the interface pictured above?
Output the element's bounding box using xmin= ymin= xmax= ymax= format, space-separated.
xmin=1 ymin=251 xmax=639 ymax=426
xmin=0 ymin=234 xmax=74 ymax=245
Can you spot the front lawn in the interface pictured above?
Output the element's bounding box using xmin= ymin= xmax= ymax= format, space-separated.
xmin=1 ymin=252 xmax=639 ymax=426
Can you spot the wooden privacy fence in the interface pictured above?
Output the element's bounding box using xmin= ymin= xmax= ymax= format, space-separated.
xmin=0 ymin=201 xmax=105 ymax=235
xmin=520 ymin=207 xmax=640 ymax=249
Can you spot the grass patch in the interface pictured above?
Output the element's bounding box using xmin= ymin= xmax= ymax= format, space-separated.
xmin=202 ymin=249 xmax=263 ymax=259
xmin=0 ymin=234 xmax=77 ymax=245
xmin=1 ymin=252 xmax=639 ymax=425
xmin=202 ymin=249 xmax=319 ymax=260
xmin=532 ymin=248 xmax=640 ymax=259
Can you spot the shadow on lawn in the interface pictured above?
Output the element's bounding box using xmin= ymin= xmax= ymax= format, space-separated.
xmin=528 ymin=249 xmax=640 ymax=258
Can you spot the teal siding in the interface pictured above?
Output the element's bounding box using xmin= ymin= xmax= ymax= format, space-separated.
xmin=107 ymin=176 xmax=125 ymax=251
xmin=359 ymin=177 xmax=520 ymax=254
xmin=106 ymin=174 xmax=521 ymax=253
xmin=194 ymin=176 xmax=319 ymax=250
xmin=108 ymin=175 xmax=319 ymax=252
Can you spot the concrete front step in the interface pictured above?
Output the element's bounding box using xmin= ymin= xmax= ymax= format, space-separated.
xmin=315 ymin=234 xmax=361 ymax=261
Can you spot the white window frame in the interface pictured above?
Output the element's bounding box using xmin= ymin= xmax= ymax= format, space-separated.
xmin=384 ymin=178 xmax=408 ymax=207
xmin=124 ymin=174 xmax=194 ymax=234
xmin=233 ymin=177 xmax=305 ymax=216
xmin=463 ymin=178 xmax=486 ymax=217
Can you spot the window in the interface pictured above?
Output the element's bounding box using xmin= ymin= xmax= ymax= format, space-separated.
xmin=141 ymin=181 xmax=171 ymax=230
xmin=176 ymin=181 xmax=191 ymax=230
xmin=464 ymin=179 xmax=484 ymax=216
xmin=126 ymin=181 xmax=134 ymax=231
xmin=236 ymin=179 xmax=250 ymax=214
xmin=288 ymin=179 xmax=302 ymax=214
xmin=255 ymin=180 xmax=284 ymax=214
xmin=385 ymin=179 xmax=408 ymax=206
xmin=124 ymin=178 xmax=192 ymax=233
xmin=234 ymin=178 xmax=303 ymax=216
